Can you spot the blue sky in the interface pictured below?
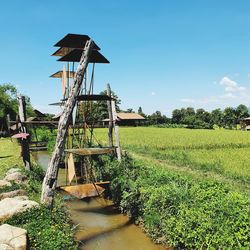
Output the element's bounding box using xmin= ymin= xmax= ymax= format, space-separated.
xmin=1 ymin=0 xmax=250 ymax=116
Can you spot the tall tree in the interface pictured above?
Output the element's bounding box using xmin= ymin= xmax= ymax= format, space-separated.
xmin=172 ymin=109 xmax=182 ymax=124
xmin=138 ymin=106 xmax=146 ymax=117
xmin=235 ymin=104 xmax=248 ymax=123
xmin=0 ymin=84 xmax=18 ymax=132
xmin=211 ymin=108 xmax=223 ymax=128
xmin=85 ymin=89 xmax=121 ymax=122
xmin=186 ymin=107 xmax=195 ymax=116
xmin=223 ymin=107 xmax=237 ymax=129
xmin=126 ymin=108 xmax=134 ymax=113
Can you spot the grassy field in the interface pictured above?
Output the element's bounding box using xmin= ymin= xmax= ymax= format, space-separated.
xmin=95 ymin=127 xmax=250 ymax=194
xmin=93 ymin=127 xmax=250 ymax=248
xmin=0 ymin=138 xmax=77 ymax=249
xmin=0 ymin=138 xmax=22 ymax=178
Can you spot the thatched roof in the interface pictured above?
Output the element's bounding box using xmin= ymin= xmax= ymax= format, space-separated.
xmin=117 ymin=113 xmax=145 ymax=120
xmin=241 ymin=117 xmax=250 ymax=121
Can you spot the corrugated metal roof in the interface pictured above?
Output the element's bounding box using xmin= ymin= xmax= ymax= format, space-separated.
xmin=117 ymin=113 xmax=145 ymax=120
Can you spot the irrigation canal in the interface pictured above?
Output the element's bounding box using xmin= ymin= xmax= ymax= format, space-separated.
xmin=33 ymin=151 xmax=167 ymax=250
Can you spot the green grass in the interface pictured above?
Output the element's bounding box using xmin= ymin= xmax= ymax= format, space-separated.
xmin=98 ymin=155 xmax=250 ymax=249
xmin=95 ymin=127 xmax=250 ymax=192
xmin=0 ymin=138 xmax=77 ymax=249
xmin=0 ymin=138 xmax=22 ymax=178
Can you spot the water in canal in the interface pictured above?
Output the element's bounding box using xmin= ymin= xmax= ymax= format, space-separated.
xmin=33 ymin=151 xmax=167 ymax=250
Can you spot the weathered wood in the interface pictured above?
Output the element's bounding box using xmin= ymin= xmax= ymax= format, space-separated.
xmin=107 ymin=84 xmax=113 ymax=147
xmin=65 ymin=147 xmax=116 ymax=156
xmin=111 ymin=99 xmax=122 ymax=161
xmin=17 ymin=95 xmax=26 ymax=124
xmin=17 ymin=95 xmax=31 ymax=171
xmin=64 ymin=94 xmax=115 ymax=101
xmin=41 ymin=39 xmax=94 ymax=207
xmin=6 ymin=114 xmax=10 ymax=135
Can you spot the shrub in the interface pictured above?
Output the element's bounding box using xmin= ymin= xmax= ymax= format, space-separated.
xmin=98 ymin=155 xmax=250 ymax=249
xmin=4 ymin=199 xmax=76 ymax=250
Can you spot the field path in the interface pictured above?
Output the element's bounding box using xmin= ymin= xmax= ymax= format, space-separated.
xmin=130 ymin=151 xmax=250 ymax=197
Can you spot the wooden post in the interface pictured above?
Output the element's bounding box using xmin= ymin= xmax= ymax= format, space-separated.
xmin=107 ymin=84 xmax=113 ymax=147
xmin=6 ymin=114 xmax=10 ymax=136
xmin=41 ymin=39 xmax=94 ymax=207
xmin=111 ymin=98 xmax=122 ymax=161
xmin=17 ymin=95 xmax=31 ymax=171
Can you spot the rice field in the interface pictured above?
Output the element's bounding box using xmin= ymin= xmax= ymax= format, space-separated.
xmin=95 ymin=127 xmax=250 ymax=191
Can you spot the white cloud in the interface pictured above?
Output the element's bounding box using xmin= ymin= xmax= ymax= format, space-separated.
xmin=219 ymin=76 xmax=246 ymax=92
xmin=180 ymin=76 xmax=250 ymax=108
xmin=151 ymin=92 xmax=156 ymax=96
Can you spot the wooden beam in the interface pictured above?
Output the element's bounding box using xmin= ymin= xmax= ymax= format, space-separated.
xmin=65 ymin=147 xmax=115 ymax=156
xmin=17 ymin=95 xmax=31 ymax=171
xmin=64 ymin=94 xmax=115 ymax=101
xmin=41 ymin=39 xmax=94 ymax=207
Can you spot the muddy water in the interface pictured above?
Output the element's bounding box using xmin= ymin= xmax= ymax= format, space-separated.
xmin=33 ymin=151 xmax=167 ymax=250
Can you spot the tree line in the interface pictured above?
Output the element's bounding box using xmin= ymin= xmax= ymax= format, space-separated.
xmin=1 ymin=83 xmax=249 ymax=132
xmin=135 ymin=105 xmax=249 ymax=129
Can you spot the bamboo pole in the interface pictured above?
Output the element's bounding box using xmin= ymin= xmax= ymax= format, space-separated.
xmin=107 ymin=84 xmax=113 ymax=147
xmin=41 ymin=40 xmax=94 ymax=207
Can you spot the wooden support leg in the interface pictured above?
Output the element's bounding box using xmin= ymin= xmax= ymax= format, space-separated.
xmin=41 ymin=39 xmax=94 ymax=207
xmin=110 ymin=91 xmax=122 ymax=161
xmin=17 ymin=95 xmax=31 ymax=171
xmin=107 ymin=84 xmax=113 ymax=147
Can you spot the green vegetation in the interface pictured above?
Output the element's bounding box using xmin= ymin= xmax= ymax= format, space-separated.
xmin=0 ymin=139 xmax=76 ymax=249
xmin=96 ymin=127 xmax=250 ymax=191
xmin=97 ymin=156 xmax=250 ymax=249
xmin=0 ymin=83 xmax=34 ymax=135
xmin=120 ymin=104 xmax=249 ymax=129
xmin=170 ymin=104 xmax=248 ymax=129
xmin=4 ymin=197 xmax=76 ymax=250
xmin=0 ymin=138 xmax=22 ymax=178
xmin=30 ymin=127 xmax=57 ymax=151
xmin=92 ymin=127 xmax=250 ymax=249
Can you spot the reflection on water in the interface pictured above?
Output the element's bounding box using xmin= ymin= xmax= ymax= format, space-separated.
xmin=33 ymin=151 xmax=167 ymax=250
xmin=66 ymin=197 xmax=166 ymax=250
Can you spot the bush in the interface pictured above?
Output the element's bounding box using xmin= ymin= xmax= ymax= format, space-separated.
xmin=98 ymin=155 xmax=250 ymax=249
xmin=1 ymin=164 xmax=76 ymax=249
xmin=4 ymin=199 xmax=76 ymax=250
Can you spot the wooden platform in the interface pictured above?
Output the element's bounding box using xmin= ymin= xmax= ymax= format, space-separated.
xmin=60 ymin=183 xmax=105 ymax=199
xmin=64 ymin=94 xmax=115 ymax=101
xmin=29 ymin=146 xmax=47 ymax=151
xmin=64 ymin=147 xmax=116 ymax=156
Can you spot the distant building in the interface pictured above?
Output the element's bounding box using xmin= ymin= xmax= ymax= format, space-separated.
xmin=103 ymin=112 xmax=145 ymax=126
xmin=240 ymin=117 xmax=250 ymax=130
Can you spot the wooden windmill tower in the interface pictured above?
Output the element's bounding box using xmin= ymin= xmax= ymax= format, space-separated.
xmin=41 ymin=34 xmax=121 ymax=207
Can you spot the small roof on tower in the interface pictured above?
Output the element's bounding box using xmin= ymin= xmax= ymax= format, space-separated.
xmin=50 ymin=70 xmax=75 ymax=78
xmin=54 ymin=33 xmax=100 ymax=50
xmin=58 ymin=49 xmax=109 ymax=63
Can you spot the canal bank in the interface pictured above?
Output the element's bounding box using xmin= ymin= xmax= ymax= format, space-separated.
xmin=33 ymin=151 xmax=166 ymax=250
